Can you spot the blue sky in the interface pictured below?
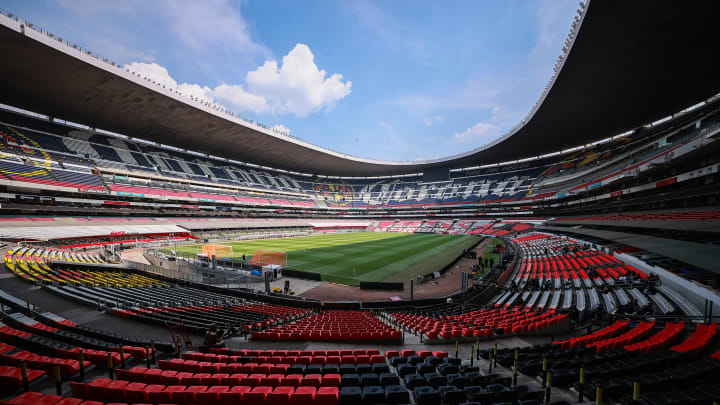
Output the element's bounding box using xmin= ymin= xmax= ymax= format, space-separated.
xmin=3 ymin=0 xmax=578 ymax=161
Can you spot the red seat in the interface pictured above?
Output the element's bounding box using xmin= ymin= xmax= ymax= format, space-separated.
xmin=54 ymin=398 xmax=84 ymax=405
xmin=243 ymin=373 xmax=264 ymax=386
xmin=219 ymin=385 xmax=251 ymax=405
xmin=32 ymin=394 xmax=64 ymax=405
xmin=268 ymin=386 xmax=295 ymax=404
xmin=158 ymin=370 xmax=179 ymax=385
xmin=262 ymin=374 xmax=284 ymax=387
xmin=320 ymin=374 xmax=341 ymax=387
xmin=316 ymin=386 xmax=339 ymax=405
xmin=191 ymin=372 xmax=212 ymax=385
xmin=235 ymin=364 xmax=253 ymax=373
xmin=6 ymin=392 xmax=45 ymax=405
xmin=301 ymin=374 xmax=322 ymax=387
xmin=221 ymin=373 xmax=246 ymax=386
xmin=281 ymin=374 xmax=303 ymax=387
xmin=137 ymin=384 xmax=164 ymax=403
xmin=270 ymin=364 xmax=290 ymax=374
xmin=103 ymin=380 xmax=129 ymax=402
xmin=291 ymin=386 xmax=316 ymax=405
xmin=385 ymin=350 xmax=399 ymax=359
xmin=196 ymin=385 xmax=230 ymax=405
xmin=174 ymin=385 xmax=207 ymax=404
xmin=245 ymin=386 xmax=274 ymax=405
xmin=86 ymin=378 xmax=113 ymax=400
xmin=122 ymin=382 xmax=147 ymax=403
xmin=149 ymin=385 xmax=184 ymax=403
xmin=68 ymin=382 xmax=89 ymax=399
xmin=175 ymin=371 xmax=194 ymax=384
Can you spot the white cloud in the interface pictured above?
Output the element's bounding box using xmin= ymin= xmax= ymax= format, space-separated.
xmin=245 ymin=44 xmax=352 ymax=117
xmin=160 ymin=0 xmax=269 ymax=57
xmin=177 ymin=83 xmax=214 ymax=103
xmin=453 ymin=122 xmax=500 ymax=144
xmin=423 ymin=116 xmax=444 ymax=126
xmin=125 ymin=62 xmax=178 ymax=89
xmin=379 ymin=121 xmax=393 ymax=130
xmin=212 ymin=84 xmax=269 ymax=114
xmin=124 ymin=43 xmax=351 ymax=118
xmin=272 ymin=124 xmax=291 ymax=135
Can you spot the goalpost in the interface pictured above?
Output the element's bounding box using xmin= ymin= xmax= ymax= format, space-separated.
xmin=248 ymin=250 xmax=287 ymax=268
xmin=199 ymin=244 xmax=233 ymax=259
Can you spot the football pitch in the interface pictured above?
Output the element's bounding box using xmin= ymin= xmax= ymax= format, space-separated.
xmin=174 ymin=232 xmax=481 ymax=286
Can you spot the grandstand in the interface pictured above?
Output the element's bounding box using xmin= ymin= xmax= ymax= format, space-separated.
xmin=0 ymin=1 xmax=719 ymax=405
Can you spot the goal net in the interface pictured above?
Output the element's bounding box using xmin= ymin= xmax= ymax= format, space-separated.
xmin=200 ymin=244 xmax=233 ymax=259
xmin=248 ymin=250 xmax=287 ymax=267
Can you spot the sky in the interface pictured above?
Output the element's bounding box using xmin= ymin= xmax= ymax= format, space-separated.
xmin=2 ymin=0 xmax=578 ymax=162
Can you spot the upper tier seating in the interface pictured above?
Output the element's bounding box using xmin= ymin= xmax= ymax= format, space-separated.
xmin=0 ymin=159 xmax=105 ymax=190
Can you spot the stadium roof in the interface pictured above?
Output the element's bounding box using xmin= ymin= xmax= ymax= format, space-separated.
xmin=0 ymin=1 xmax=719 ymax=176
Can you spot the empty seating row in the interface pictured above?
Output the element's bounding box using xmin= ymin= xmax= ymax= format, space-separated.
xmin=117 ymin=366 xmax=349 ymax=387
xmin=391 ymin=306 xmax=568 ymax=339
xmin=69 ymin=378 xmax=342 ymax=405
xmin=206 ymin=348 xmax=383 ymax=358
xmin=253 ymin=311 xmax=400 ymax=342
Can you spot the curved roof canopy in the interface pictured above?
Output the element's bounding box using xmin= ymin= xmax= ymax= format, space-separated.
xmin=0 ymin=0 xmax=719 ymax=176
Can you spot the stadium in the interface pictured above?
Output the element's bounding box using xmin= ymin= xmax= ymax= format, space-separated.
xmin=0 ymin=1 xmax=719 ymax=404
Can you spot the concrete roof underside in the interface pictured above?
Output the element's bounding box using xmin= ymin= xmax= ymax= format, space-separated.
xmin=0 ymin=0 xmax=719 ymax=176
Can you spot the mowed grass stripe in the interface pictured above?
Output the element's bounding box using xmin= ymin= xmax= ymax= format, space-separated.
xmin=173 ymin=232 xmax=405 ymax=259
xmin=356 ymin=235 xmax=478 ymax=283
xmin=288 ymin=233 xmax=447 ymax=274
xmin=287 ymin=233 xmax=480 ymax=286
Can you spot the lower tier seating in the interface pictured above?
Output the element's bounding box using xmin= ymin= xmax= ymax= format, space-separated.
xmin=252 ymin=311 xmax=401 ymax=342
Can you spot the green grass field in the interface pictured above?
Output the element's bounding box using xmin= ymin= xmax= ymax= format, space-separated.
xmin=173 ymin=232 xmax=481 ymax=286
